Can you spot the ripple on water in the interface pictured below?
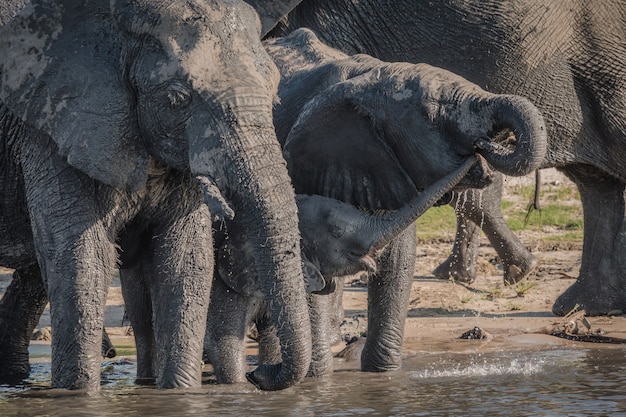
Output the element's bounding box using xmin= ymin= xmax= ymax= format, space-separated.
xmin=2 ymin=349 xmax=626 ymax=416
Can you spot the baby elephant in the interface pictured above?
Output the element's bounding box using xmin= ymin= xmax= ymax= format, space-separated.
xmin=204 ymin=157 xmax=478 ymax=384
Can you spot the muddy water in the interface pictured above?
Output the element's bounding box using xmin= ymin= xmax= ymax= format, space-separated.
xmin=2 ymin=347 xmax=626 ymax=416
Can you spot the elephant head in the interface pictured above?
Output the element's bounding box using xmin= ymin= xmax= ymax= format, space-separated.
xmin=0 ymin=0 xmax=310 ymax=390
xmin=218 ymin=155 xmax=478 ymax=295
xmin=270 ymin=29 xmax=547 ymax=211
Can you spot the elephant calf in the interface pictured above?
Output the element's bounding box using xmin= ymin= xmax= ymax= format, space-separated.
xmin=204 ymin=158 xmax=478 ymax=384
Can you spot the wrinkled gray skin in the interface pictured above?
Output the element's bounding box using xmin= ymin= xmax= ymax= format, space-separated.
xmin=204 ymin=28 xmax=546 ymax=379
xmin=205 ymin=157 xmax=478 ymax=383
xmin=267 ymin=0 xmax=626 ymax=317
xmin=0 ymin=0 xmax=311 ymax=391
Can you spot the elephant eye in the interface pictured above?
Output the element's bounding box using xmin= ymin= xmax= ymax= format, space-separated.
xmin=330 ymin=225 xmax=344 ymax=239
xmin=161 ymin=81 xmax=192 ymax=109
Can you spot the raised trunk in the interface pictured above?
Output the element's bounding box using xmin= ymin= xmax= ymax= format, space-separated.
xmin=474 ymin=95 xmax=547 ymax=176
xmin=370 ymin=156 xmax=478 ymax=249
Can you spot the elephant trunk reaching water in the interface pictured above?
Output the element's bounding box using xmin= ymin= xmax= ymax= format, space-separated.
xmin=175 ymin=86 xmax=313 ymax=390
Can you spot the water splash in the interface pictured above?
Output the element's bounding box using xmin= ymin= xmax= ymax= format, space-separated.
xmin=409 ymin=357 xmax=545 ymax=379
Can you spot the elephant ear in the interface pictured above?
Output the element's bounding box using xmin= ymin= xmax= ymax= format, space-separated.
xmin=243 ymin=0 xmax=304 ymax=37
xmin=283 ymin=73 xmax=418 ymax=210
xmin=0 ymin=6 xmax=149 ymax=191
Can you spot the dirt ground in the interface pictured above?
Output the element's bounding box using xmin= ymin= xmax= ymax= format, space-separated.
xmin=2 ymin=168 xmax=626 ymax=364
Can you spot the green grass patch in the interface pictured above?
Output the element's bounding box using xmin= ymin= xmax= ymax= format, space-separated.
xmin=506 ymin=204 xmax=583 ymax=232
xmin=111 ymin=345 xmax=137 ymax=357
xmin=415 ymin=205 xmax=457 ymax=240
xmin=415 ymin=184 xmax=584 ymax=243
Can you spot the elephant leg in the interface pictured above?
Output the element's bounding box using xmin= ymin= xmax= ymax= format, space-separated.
xmin=434 ymin=174 xmax=537 ymax=284
xmin=553 ymin=164 xmax=626 ymax=316
xmin=101 ymin=327 xmax=116 ymax=359
xmin=149 ymin=203 xmax=213 ymax=389
xmin=21 ymin=135 xmax=117 ymax=390
xmin=306 ymin=293 xmax=334 ymax=378
xmin=0 ymin=264 xmax=47 ymax=383
xmin=120 ymin=263 xmax=156 ymax=385
xmin=433 ymin=210 xmax=481 ymax=283
xmin=328 ymin=278 xmax=345 ymax=347
xmin=203 ymin=275 xmax=252 ymax=384
xmin=362 ymin=224 xmax=416 ymax=372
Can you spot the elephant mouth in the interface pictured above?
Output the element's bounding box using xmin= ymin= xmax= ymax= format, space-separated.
xmin=455 ymin=154 xmax=494 ymax=190
xmin=359 ymin=254 xmax=378 ymax=273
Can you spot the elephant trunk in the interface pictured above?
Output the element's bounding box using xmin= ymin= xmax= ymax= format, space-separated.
xmin=370 ymin=156 xmax=479 ymax=250
xmin=474 ymin=95 xmax=547 ymax=177
xmin=192 ymin=119 xmax=311 ymax=390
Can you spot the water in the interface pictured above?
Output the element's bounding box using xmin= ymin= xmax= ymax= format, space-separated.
xmin=2 ymin=347 xmax=626 ymax=416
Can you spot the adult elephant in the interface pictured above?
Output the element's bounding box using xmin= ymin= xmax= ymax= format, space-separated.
xmin=0 ymin=0 xmax=311 ymax=391
xmin=262 ymin=0 xmax=626 ymax=314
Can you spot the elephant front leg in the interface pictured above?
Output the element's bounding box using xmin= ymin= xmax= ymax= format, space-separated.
xmin=41 ymin=236 xmax=114 ymax=391
xmin=362 ymin=225 xmax=416 ymax=372
xmin=553 ymin=165 xmax=626 ymax=316
xmin=150 ymin=207 xmax=213 ymax=389
xmin=306 ymin=293 xmax=334 ymax=378
xmin=119 ymin=264 xmax=156 ymax=385
xmin=204 ymin=276 xmax=251 ymax=384
xmin=0 ymin=264 xmax=48 ymax=383
xmin=433 ymin=210 xmax=481 ymax=283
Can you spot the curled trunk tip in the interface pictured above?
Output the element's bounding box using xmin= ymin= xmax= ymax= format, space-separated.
xmin=477 ymin=95 xmax=547 ymax=176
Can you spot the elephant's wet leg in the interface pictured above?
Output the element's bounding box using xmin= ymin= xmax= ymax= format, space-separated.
xmin=328 ymin=278 xmax=345 ymax=346
xmin=203 ymin=276 xmax=253 ymax=384
xmin=553 ymin=165 xmax=626 ymax=316
xmin=120 ymin=262 xmax=156 ymax=385
xmin=433 ymin=210 xmax=481 ymax=283
xmin=24 ymin=155 xmax=116 ymax=390
xmin=362 ymin=225 xmax=416 ymax=372
xmin=434 ymin=174 xmax=537 ymax=284
xmin=149 ymin=202 xmax=213 ymax=389
xmin=306 ymin=293 xmax=333 ymax=378
xmin=101 ymin=327 xmax=116 ymax=359
xmin=0 ymin=264 xmax=48 ymax=383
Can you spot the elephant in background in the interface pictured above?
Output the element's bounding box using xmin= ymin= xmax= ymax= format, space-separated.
xmin=205 ymin=157 xmax=479 ymax=384
xmin=204 ymin=28 xmax=546 ymax=377
xmin=265 ymin=0 xmax=626 ymax=316
xmin=0 ymin=0 xmax=311 ymax=391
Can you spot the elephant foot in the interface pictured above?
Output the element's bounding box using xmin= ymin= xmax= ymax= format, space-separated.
xmin=433 ymin=254 xmax=476 ymax=284
xmin=502 ymin=255 xmax=538 ymax=285
xmin=306 ymin=353 xmax=333 ymax=378
xmin=552 ymin=275 xmax=626 ymax=317
xmin=135 ymin=377 xmax=156 ymax=386
xmin=0 ymin=358 xmax=30 ymax=385
xmin=360 ymin=340 xmax=402 ymax=373
xmin=101 ymin=327 xmax=117 ymax=358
